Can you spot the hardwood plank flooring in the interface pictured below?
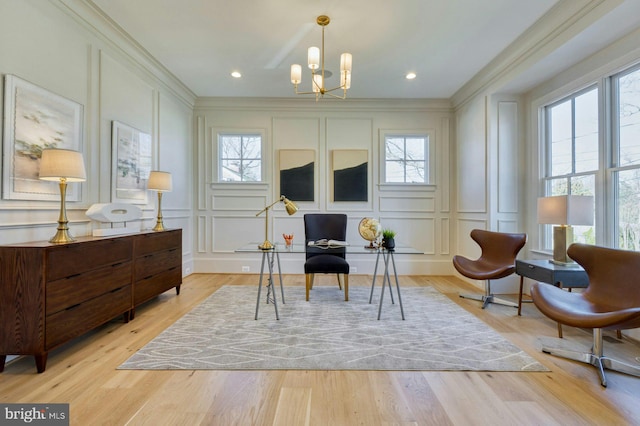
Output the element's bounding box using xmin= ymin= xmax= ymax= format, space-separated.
xmin=1 ymin=273 xmax=640 ymax=425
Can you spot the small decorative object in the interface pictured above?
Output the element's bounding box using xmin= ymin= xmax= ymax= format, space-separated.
xmin=358 ymin=217 xmax=382 ymax=249
xmin=283 ymin=233 xmax=294 ymax=247
xmin=381 ymin=229 xmax=396 ymax=250
xmin=86 ymin=203 xmax=142 ymax=236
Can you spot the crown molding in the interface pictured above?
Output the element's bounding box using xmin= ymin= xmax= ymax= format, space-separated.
xmin=53 ymin=0 xmax=197 ymax=107
xmin=451 ymin=0 xmax=623 ymax=109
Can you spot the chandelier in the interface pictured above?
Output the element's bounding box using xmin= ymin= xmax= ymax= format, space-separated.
xmin=290 ymin=15 xmax=352 ymax=100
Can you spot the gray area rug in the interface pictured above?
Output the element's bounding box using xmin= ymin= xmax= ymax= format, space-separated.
xmin=119 ymin=285 xmax=548 ymax=371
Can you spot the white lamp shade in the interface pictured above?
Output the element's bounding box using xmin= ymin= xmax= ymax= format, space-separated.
xmin=340 ymin=53 xmax=352 ymax=72
xmin=147 ymin=171 xmax=172 ymax=192
xmin=537 ymin=195 xmax=594 ymax=226
xmin=39 ymin=149 xmax=86 ymax=182
xmin=312 ymin=74 xmax=323 ymax=93
xmin=290 ymin=64 xmax=302 ymax=84
xmin=307 ymin=47 xmax=320 ymax=69
xmin=341 ymin=71 xmax=351 ymax=89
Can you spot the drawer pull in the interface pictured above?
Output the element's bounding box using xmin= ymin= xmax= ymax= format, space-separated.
xmin=528 ymin=265 xmax=535 ymax=269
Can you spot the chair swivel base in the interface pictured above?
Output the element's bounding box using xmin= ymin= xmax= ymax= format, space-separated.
xmin=459 ymin=293 xmax=518 ymax=309
xmin=540 ymin=329 xmax=640 ymax=387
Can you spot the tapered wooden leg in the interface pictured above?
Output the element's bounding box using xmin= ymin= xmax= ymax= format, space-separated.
xmin=518 ymin=276 xmax=524 ymax=316
xmin=35 ymin=353 xmax=48 ymax=373
xmin=305 ymin=274 xmax=312 ymax=301
xmin=344 ymin=274 xmax=349 ymax=301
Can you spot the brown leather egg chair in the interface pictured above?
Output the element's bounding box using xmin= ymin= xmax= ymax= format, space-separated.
xmin=531 ymin=243 xmax=640 ymax=387
xmin=453 ymin=229 xmax=527 ymax=309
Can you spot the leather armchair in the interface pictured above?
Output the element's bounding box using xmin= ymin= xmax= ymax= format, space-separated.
xmin=531 ymin=243 xmax=640 ymax=387
xmin=454 ymin=229 xmax=527 ymax=309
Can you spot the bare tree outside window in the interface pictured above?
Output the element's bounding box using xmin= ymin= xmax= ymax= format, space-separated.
xmin=219 ymin=134 xmax=262 ymax=182
xmin=615 ymin=67 xmax=640 ymax=250
xmin=384 ymin=135 xmax=427 ymax=183
xmin=544 ymin=86 xmax=598 ymax=248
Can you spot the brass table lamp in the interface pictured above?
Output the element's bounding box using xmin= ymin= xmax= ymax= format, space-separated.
xmin=39 ymin=148 xmax=87 ymax=244
xmin=256 ymin=196 xmax=298 ymax=250
xmin=147 ymin=171 xmax=172 ymax=231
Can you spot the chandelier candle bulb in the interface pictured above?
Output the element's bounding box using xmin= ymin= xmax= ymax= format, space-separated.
xmin=308 ymin=47 xmax=320 ymax=69
xmin=291 ymin=64 xmax=302 ymax=84
xmin=313 ymin=74 xmax=323 ymax=93
xmin=340 ymin=53 xmax=352 ymax=72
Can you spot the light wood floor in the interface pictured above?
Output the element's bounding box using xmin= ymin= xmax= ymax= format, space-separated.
xmin=2 ymin=274 xmax=640 ymax=425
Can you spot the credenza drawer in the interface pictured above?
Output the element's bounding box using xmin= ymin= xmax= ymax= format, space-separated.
xmin=134 ymin=266 xmax=182 ymax=306
xmin=46 ymin=285 xmax=131 ymax=348
xmin=135 ymin=230 xmax=181 ymax=256
xmin=46 ymin=262 xmax=132 ymax=315
xmin=46 ymin=238 xmax=132 ymax=281
xmin=135 ymin=248 xmax=181 ymax=280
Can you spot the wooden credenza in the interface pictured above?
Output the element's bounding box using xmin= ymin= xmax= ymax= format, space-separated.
xmin=0 ymin=229 xmax=182 ymax=373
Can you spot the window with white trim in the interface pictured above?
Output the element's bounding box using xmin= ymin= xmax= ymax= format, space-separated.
xmin=218 ymin=134 xmax=262 ymax=182
xmin=612 ymin=65 xmax=640 ymax=250
xmin=384 ymin=134 xmax=429 ymax=183
xmin=541 ymin=63 xmax=640 ymax=250
xmin=542 ymin=86 xmax=598 ymax=249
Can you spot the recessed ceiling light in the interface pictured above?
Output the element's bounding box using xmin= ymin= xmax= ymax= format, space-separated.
xmin=406 ymin=72 xmax=417 ymax=80
xmin=231 ymin=71 xmax=242 ymax=78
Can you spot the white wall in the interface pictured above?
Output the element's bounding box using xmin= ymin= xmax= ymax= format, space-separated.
xmin=453 ymin=93 xmax=525 ymax=294
xmin=0 ymin=0 xmax=195 ymax=275
xmin=193 ymin=98 xmax=454 ymax=275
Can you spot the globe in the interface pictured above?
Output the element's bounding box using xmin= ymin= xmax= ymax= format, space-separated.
xmin=358 ymin=217 xmax=382 ymax=249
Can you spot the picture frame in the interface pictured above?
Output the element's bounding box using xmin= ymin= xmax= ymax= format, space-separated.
xmin=332 ymin=149 xmax=368 ymax=201
xmin=111 ymin=120 xmax=152 ymax=204
xmin=2 ymin=74 xmax=83 ymax=201
xmin=279 ymin=149 xmax=315 ymax=202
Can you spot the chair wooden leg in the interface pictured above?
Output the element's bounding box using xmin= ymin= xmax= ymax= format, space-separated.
xmin=305 ymin=274 xmax=312 ymax=301
xmin=344 ymin=274 xmax=349 ymax=301
xmin=336 ymin=273 xmax=342 ymax=290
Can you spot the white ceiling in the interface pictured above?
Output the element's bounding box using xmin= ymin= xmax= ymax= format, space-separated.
xmin=89 ymin=0 xmax=640 ymax=100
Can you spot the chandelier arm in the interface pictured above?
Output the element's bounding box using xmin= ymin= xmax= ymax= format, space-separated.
xmin=293 ymin=87 xmax=320 ymax=96
xmin=325 ymin=92 xmax=347 ymax=100
xmin=322 ymin=84 xmax=348 ymax=93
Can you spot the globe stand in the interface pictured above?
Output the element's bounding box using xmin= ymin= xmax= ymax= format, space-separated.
xmin=365 ymin=241 xmax=377 ymax=249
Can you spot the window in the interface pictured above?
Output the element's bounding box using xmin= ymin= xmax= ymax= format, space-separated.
xmin=612 ymin=66 xmax=640 ymax=250
xmin=218 ymin=134 xmax=262 ymax=182
xmin=541 ymin=63 xmax=640 ymax=251
xmin=542 ymin=86 xmax=598 ymax=248
xmin=384 ymin=135 xmax=429 ymax=183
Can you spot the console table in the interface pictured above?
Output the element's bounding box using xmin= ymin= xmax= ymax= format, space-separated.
xmin=0 ymin=229 xmax=182 ymax=373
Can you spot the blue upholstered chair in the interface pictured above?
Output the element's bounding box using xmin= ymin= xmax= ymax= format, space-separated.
xmin=304 ymin=214 xmax=350 ymax=301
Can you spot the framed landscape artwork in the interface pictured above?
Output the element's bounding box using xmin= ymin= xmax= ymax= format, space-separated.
xmin=2 ymin=74 xmax=83 ymax=201
xmin=111 ymin=121 xmax=152 ymax=204
xmin=333 ymin=149 xmax=368 ymax=201
xmin=279 ymin=149 xmax=314 ymax=202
